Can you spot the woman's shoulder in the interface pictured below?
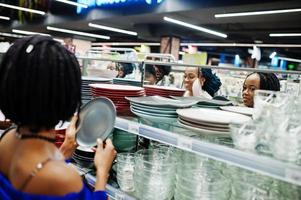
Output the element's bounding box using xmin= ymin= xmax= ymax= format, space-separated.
xmin=24 ymin=160 xmax=83 ymax=196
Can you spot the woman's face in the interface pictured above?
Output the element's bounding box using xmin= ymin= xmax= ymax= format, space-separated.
xmin=145 ymin=72 xmax=157 ymax=85
xmin=242 ymin=73 xmax=260 ymax=107
xmin=184 ymin=67 xmax=198 ymax=91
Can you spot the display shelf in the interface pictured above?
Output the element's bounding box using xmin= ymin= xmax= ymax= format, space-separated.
xmin=115 ymin=116 xmax=301 ymax=186
xmin=85 ymin=173 xmax=137 ymax=200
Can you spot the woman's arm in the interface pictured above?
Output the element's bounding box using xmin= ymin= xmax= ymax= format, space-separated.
xmin=94 ymin=139 xmax=117 ymax=191
xmin=59 ymin=115 xmax=78 ymax=159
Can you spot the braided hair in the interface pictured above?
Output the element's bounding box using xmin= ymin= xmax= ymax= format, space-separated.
xmin=0 ymin=35 xmax=81 ymax=132
xmin=199 ymin=68 xmax=222 ymax=97
xmin=246 ymin=72 xmax=280 ymax=91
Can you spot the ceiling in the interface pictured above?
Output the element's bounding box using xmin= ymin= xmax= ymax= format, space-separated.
xmin=1 ymin=0 xmax=301 ymax=58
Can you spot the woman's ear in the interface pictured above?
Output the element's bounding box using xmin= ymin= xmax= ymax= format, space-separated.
xmin=199 ymin=76 xmax=206 ymax=87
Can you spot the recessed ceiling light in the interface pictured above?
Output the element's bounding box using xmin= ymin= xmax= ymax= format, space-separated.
xmin=269 ymin=33 xmax=301 ymax=37
xmin=0 ymin=16 xmax=10 ymax=20
xmin=54 ymin=0 xmax=88 ymax=8
xmin=47 ymin=26 xmax=110 ymax=40
xmin=12 ymin=29 xmax=51 ymax=36
xmin=89 ymin=23 xmax=138 ymax=36
xmin=215 ymin=8 xmax=301 ymax=18
xmin=163 ymin=16 xmax=227 ymax=38
xmin=0 ymin=32 xmax=24 ymax=38
xmin=0 ymin=3 xmax=46 ymax=15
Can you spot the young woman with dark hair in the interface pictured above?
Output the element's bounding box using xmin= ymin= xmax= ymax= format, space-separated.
xmin=0 ymin=35 xmax=116 ymax=199
xmin=242 ymin=72 xmax=280 ymax=107
xmin=183 ymin=67 xmax=222 ymax=98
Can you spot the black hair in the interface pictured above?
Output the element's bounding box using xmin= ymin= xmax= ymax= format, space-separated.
xmin=245 ymin=72 xmax=280 ymax=91
xmin=155 ymin=65 xmax=171 ymax=76
xmin=0 ymin=35 xmax=81 ymax=132
xmin=117 ymin=63 xmax=134 ymax=78
xmin=199 ymin=68 xmax=222 ymax=97
xmin=145 ymin=64 xmax=156 ymax=77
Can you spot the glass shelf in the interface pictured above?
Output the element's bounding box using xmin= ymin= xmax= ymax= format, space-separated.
xmin=115 ymin=115 xmax=301 ymax=186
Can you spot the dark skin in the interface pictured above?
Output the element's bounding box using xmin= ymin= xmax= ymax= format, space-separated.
xmin=242 ymin=73 xmax=260 ymax=107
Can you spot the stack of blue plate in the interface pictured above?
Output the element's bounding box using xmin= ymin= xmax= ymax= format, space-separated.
xmin=81 ymin=76 xmax=111 ymax=104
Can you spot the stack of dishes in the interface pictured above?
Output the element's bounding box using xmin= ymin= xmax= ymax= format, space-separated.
xmin=113 ymin=129 xmax=137 ymax=153
xmin=126 ymin=96 xmax=197 ymax=121
xmin=177 ymin=108 xmax=251 ymax=135
xmin=172 ymin=96 xmax=233 ymax=109
xmin=113 ymin=78 xmax=143 ymax=87
xmin=89 ymin=84 xmax=145 ymax=113
xmin=144 ymin=85 xmax=185 ymax=98
xmin=54 ymin=122 xmax=69 ymax=148
xmin=72 ymin=146 xmax=95 ymax=168
xmin=220 ymin=106 xmax=254 ymax=116
xmin=81 ymin=76 xmax=112 ymax=104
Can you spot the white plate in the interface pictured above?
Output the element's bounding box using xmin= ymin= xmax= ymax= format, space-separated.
xmin=76 ymin=97 xmax=116 ymax=147
xmin=82 ymin=76 xmax=112 ymax=82
xmin=220 ymin=106 xmax=254 ymax=116
xmin=131 ymin=105 xmax=177 ymax=115
xmin=177 ymin=108 xmax=251 ymax=125
xmin=178 ymin=116 xmax=229 ymax=128
xmin=177 ymin=120 xmax=230 ymax=135
xmin=131 ymin=102 xmax=176 ymax=111
xmin=178 ymin=118 xmax=229 ymax=132
xmin=89 ymin=83 xmax=144 ymax=92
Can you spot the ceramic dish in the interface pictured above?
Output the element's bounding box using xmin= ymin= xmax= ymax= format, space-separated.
xmin=76 ymin=97 xmax=116 ymax=147
xmin=220 ymin=106 xmax=254 ymax=116
xmin=177 ymin=120 xmax=230 ymax=135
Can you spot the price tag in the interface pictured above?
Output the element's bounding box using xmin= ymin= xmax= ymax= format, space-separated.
xmin=115 ymin=192 xmax=125 ymax=200
xmin=128 ymin=123 xmax=139 ymax=135
xmin=285 ymin=168 xmax=301 ymax=182
xmin=177 ymin=137 xmax=192 ymax=151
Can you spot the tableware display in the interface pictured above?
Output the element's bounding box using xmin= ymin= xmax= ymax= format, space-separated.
xmin=72 ymin=146 xmax=95 ymax=168
xmin=220 ymin=106 xmax=254 ymax=116
xmin=144 ymin=85 xmax=185 ymax=98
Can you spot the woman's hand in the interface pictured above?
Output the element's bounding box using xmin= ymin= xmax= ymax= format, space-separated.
xmin=59 ymin=114 xmax=78 ymax=159
xmin=94 ymin=138 xmax=117 ymax=191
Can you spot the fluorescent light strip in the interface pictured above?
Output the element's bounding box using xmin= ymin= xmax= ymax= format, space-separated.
xmin=89 ymin=23 xmax=137 ymax=36
xmin=163 ymin=16 xmax=227 ymax=38
xmin=278 ymin=57 xmax=301 ymax=63
xmin=47 ymin=26 xmax=110 ymax=40
xmin=54 ymin=0 xmax=88 ymax=8
xmin=215 ymin=8 xmax=301 ymax=18
xmin=0 ymin=32 xmax=24 ymax=38
xmin=0 ymin=16 xmax=10 ymax=20
xmin=180 ymin=43 xmax=301 ymax=48
xmin=270 ymin=33 xmax=301 ymax=37
xmin=92 ymin=42 xmax=160 ymax=46
xmin=0 ymin=3 xmax=46 ymax=15
xmin=12 ymin=29 xmax=51 ymax=36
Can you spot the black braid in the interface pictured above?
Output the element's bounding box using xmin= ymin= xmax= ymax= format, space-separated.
xmin=245 ymin=72 xmax=280 ymax=91
xmin=199 ymin=68 xmax=222 ymax=97
xmin=0 ymin=35 xmax=81 ymax=132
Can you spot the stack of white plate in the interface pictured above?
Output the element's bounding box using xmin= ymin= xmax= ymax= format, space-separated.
xmin=81 ymin=76 xmax=112 ymax=104
xmin=177 ymin=108 xmax=251 ymax=135
xmin=126 ymin=96 xmax=197 ymax=121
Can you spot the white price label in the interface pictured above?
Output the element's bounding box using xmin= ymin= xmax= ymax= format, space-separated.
xmin=177 ymin=137 xmax=192 ymax=151
xmin=285 ymin=168 xmax=301 ymax=182
xmin=115 ymin=193 xmax=125 ymax=200
xmin=128 ymin=123 xmax=139 ymax=134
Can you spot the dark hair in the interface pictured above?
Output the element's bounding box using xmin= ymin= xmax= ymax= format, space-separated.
xmin=199 ymin=68 xmax=221 ymax=97
xmin=117 ymin=63 xmax=134 ymax=78
xmin=145 ymin=64 xmax=156 ymax=77
xmin=155 ymin=65 xmax=171 ymax=76
xmin=0 ymin=35 xmax=81 ymax=132
xmin=246 ymin=72 xmax=280 ymax=91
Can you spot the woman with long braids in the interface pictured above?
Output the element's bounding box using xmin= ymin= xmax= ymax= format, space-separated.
xmin=242 ymin=72 xmax=280 ymax=107
xmin=0 ymin=35 xmax=116 ymax=199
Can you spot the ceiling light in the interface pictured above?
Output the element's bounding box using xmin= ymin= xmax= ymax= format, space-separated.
xmin=12 ymin=29 xmax=51 ymax=36
xmin=163 ymin=16 xmax=227 ymax=38
xmin=278 ymin=57 xmax=301 ymax=63
xmin=269 ymin=52 xmax=277 ymax=59
xmin=215 ymin=8 xmax=301 ymax=18
xmin=0 ymin=3 xmax=46 ymax=15
xmin=92 ymin=42 xmax=160 ymax=46
xmin=180 ymin=43 xmax=301 ymax=48
xmin=0 ymin=16 xmax=10 ymax=20
xmin=269 ymin=33 xmax=301 ymax=37
xmin=89 ymin=23 xmax=138 ymax=36
xmin=0 ymin=32 xmax=24 ymax=38
xmin=254 ymin=40 xmax=263 ymax=44
xmin=47 ymin=26 xmax=110 ymax=40
xmin=54 ymin=0 xmax=88 ymax=8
